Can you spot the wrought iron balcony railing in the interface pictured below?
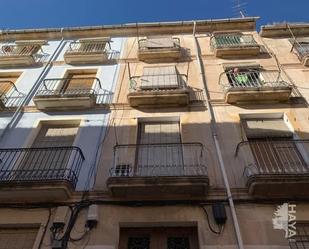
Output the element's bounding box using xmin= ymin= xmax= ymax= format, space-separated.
xmin=219 ymin=70 xmax=290 ymax=91
xmin=138 ymin=38 xmax=180 ymax=50
xmin=0 ymin=146 xmax=84 ymax=188
xmin=0 ymin=44 xmax=42 ymax=57
xmin=0 ymin=81 xmax=25 ymax=108
xmin=36 ymin=77 xmax=102 ymax=97
xmin=129 ymin=73 xmax=188 ymax=92
xmin=210 ymin=34 xmax=258 ymax=49
xmin=235 ymin=139 xmax=309 ymax=177
xmin=291 ymin=41 xmax=309 ymax=60
xmin=65 ymin=41 xmax=119 ymax=58
xmin=109 ymin=143 xmax=207 ymax=177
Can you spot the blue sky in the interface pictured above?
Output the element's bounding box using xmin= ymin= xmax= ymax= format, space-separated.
xmin=0 ymin=0 xmax=307 ymax=30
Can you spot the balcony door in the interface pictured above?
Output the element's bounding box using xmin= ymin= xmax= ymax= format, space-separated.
xmin=119 ymin=227 xmax=198 ymax=249
xmin=16 ymin=123 xmax=79 ymax=180
xmin=242 ymin=117 xmax=307 ymax=174
xmin=136 ymin=121 xmax=183 ymax=176
xmin=141 ymin=66 xmax=179 ymax=90
xmin=61 ymin=72 xmax=96 ymax=95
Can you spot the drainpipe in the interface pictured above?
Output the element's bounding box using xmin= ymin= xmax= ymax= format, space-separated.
xmin=0 ymin=28 xmax=67 ymax=145
xmin=192 ymin=21 xmax=245 ymax=249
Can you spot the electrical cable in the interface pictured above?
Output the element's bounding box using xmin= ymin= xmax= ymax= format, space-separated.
xmin=201 ymin=206 xmax=222 ymax=235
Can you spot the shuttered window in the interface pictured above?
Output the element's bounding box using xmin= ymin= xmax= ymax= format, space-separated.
xmin=17 ymin=123 xmax=79 ymax=176
xmin=137 ymin=121 xmax=183 ymax=175
xmin=242 ymin=118 xmax=293 ymax=139
xmin=0 ymin=73 xmax=21 ymax=94
xmin=141 ymin=66 xmax=179 ymax=89
xmin=146 ymin=37 xmax=174 ymax=49
xmin=32 ymin=124 xmax=79 ymax=148
xmin=0 ymin=227 xmax=38 ymax=249
xmin=61 ymin=72 xmax=96 ymax=93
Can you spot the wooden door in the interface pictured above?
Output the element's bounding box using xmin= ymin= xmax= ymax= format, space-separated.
xmin=61 ymin=72 xmax=96 ymax=94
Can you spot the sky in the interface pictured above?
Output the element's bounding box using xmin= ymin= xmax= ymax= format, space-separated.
xmin=0 ymin=0 xmax=307 ymax=30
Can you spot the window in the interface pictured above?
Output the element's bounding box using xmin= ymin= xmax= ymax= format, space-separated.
xmin=141 ymin=66 xmax=179 ymax=90
xmin=78 ymin=38 xmax=109 ymax=53
xmin=0 ymin=227 xmax=38 ymax=249
xmin=225 ymin=67 xmax=261 ymax=87
xmin=241 ymin=114 xmax=306 ymax=173
xmin=0 ymin=72 xmax=21 ymax=95
xmin=145 ymin=37 xmax=175 ymax=49
xmin=119 ymin=227 xmax=198 ymax=249
xmin=290 ymin=223 xmax=309 ymax=249
xmin=61 ymin=71 xmax=97 ymax=94
xmin=16 ymin=122 xmax=80 ymax=179
xmin=136 ymin=121 xmax=183 ymax=176
xmin=290 ymin=38 xmax=309 ymax=59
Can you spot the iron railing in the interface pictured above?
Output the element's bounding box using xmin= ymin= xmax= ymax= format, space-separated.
xmin=0 ymin=146 xmax=84 ymax=188
xmin=291 ymin=41 xmax=309 ymax=61
xmin=36 ymin=77 xmax=102 ymax=97
xmin=0 ymin=80 xmax=25 ymax=108
xmin=219 ymin=69 xmax=290 ymax=91
xmin=0 ymin=44 xmax=42 ymax=57
xmin=138 ymin=38 xmax=180 ymax=50
xmin=109 ymin=143 xmax=207 ymax=177
xmin=235 ymin=139 xmax=309 ymax=177
xmin=289 ymin=223 xmax=309 ymax=249
xmin=65 ymin=41 xmax=119 ymax=59
xmin=210 ymin=34 xmax=259 ymax=49
xmin=129 ymin=73 xmax=187 ymax=92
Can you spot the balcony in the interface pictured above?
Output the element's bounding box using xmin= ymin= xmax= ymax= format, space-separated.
xmin=64 ymin=40 xmax=119 ymax=65
xmin=107 ymin=143 xmax=209 ymax=198
xmin=138 ymin=37 xmax=181 ymax=62
xmin=0 ymin=44 xmax=42 ymax=67
xmin=127 ymin=73 xmax=189 ymax=107
xmin=210 ymin=33 xmax=260 ymax=58
xmin=0 ymin=81 xmax=25 ymax=109
xmin=291 ymin=41 xmax=309 ymax=66
xmin=219 ymin=69 xmax=292 ymax=104
xmin=34 ymin=77 xmax=102 ymax=110
xmin=235 ymin=139 xmax=309 ymax=199
xmin=0 ymin=146 xmax=84 ymax=202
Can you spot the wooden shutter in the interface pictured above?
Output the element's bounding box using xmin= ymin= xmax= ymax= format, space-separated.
xmin=0 ymin=74 xmax=20 ymax=94
xmin=137 ymin=122 xmax=183 ymax=176
xmin=141 ymin=66 xmax=178 ymax=89
xmin=146 ymin=37 xmax=174 ymax=48
xmin=62 ymin=72 xmax=96 ymax=92
xmin=0 ymin=227 xmax=38 ymax=249
xmin=17 ymin=124 xmax=79 ymax=176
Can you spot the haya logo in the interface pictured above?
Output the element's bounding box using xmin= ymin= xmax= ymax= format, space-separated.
xmin=272 ymin=203 xmax=297 ymax=239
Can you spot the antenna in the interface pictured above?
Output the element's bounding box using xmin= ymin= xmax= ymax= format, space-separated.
xmin=232 ymin=0 xmax=247 ymax=18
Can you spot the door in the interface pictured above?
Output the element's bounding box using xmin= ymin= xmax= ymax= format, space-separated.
xmin=16 ymin=123 xmax=79 ymax=180
xmin=119 ymin=227 xmax=199 ymax=249
xmin=136 ymin=121 xmax=183 ymax=176
xmin=249 ymin=138 xmax=307 ymax=174
xmin=61 ymin=72 xmax=96 ymax=95
xmin=141 ymin=66 xmax=179 ymax=90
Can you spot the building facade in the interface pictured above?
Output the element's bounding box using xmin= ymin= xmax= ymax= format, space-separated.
xmin=0 ymin=17 xmax=308 ymax=249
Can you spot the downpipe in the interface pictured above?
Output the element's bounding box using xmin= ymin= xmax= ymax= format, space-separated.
xmin=192 ymin=21 xmax=245 ymax=249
